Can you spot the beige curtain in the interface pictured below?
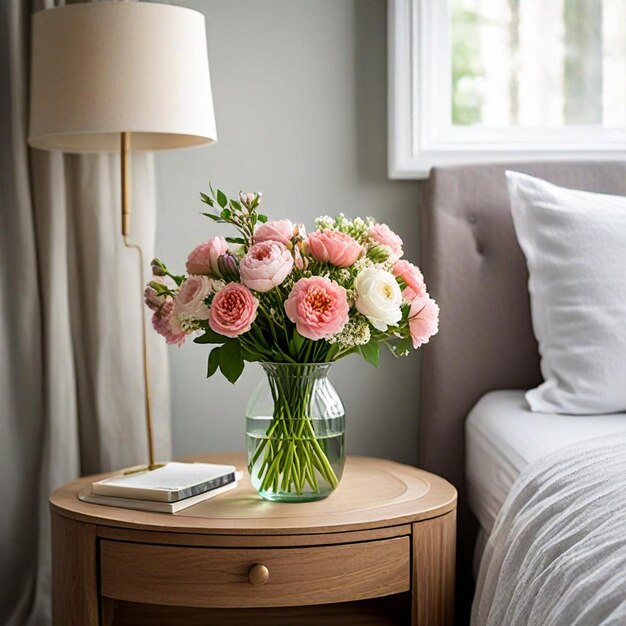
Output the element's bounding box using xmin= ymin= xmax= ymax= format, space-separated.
xmin=0 ymin=1 xmax=171 ymax=624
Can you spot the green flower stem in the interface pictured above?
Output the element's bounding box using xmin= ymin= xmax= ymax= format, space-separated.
xmin=250 ymin=367 xmax=339 ymax=496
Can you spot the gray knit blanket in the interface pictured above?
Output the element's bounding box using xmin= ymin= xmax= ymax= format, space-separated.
xmin=472 ymin=431 xmax=626 ymax=626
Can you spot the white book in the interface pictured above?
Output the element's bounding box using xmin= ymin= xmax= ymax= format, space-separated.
xmin=91 ymin=462 xmax=237 ymax=502
xmin=80 ymin=475 xmax=241 ymax=513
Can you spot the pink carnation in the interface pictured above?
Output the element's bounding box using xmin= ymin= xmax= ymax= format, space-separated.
xmin=254 ymin=219 xmax=295 ymax=245
xmin=186 ymin=236 xmax=229 ymax=277
xmin=408 ymin=296 xmax=439 ymax=349
xmin=174 ymin=275 xmax=212 ymax=321
xmin=284 ymin=276 xmax=349 ymax=341
xmin=152 ymin=298 xmax=187 ymax=346
xmin=369 ymin=223 xmax=403 ymax=262
xmin=209 ymin=283 xmax=259 ymax=338
xmin=307 ymin=230 xmax=363 ymax=267
xmin=392 ymin=260 xmax=426 ymax=300
xmin=240 ymin=241 xmax=293 ymax=292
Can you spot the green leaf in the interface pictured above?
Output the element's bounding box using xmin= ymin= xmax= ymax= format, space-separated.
xmin=393 ymin=336 xmax=413 ymax=357
xmin=217 ymin=189 xmax=228 ymax=208
xmin=225 ymin=236 xmax=246 ymax=245
xmin=202 ymin=212 xmax=222 ymax=222
xmin=150 ymin=281 xmax=171 ymax=295
xmin=220 ymin=208 xmax=231 ymax=220
xmin=257 ymin=214 xmax=268 ymax=223
xmin=207 ymin=347 xmax=221 ymax=378
xmin=219 ymin=340 xmax=245 ymax=384
xmin=400 ymin=301 xmax=411 ymax=322
xmin=194 ymin=328 xmax=230 ymax=344
xmin=359 ymin=340 xmax=380 ymax=367
xmin=290 ymin=330 xmax=306 ymax=355
xmin=229 ymin=200 xmax=242 ymax=212
xmin=200 ymin=192 xmax=214 ymax=206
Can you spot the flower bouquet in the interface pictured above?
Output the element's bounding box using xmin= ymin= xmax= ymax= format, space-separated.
xmin=146 ymin=187 xmax=438 ymax=502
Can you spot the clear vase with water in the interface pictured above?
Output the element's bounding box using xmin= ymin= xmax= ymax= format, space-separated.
xmin=246 ymin=363 xmax=345 ymax=502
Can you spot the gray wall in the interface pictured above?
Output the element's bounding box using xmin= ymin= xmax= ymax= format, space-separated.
xmin=155 ymin=0 xmax=423 ymax=464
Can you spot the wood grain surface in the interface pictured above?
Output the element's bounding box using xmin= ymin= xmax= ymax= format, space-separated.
xmin=101 ymin=537 xmax=410 ymax=608
xmin=50 ymin=453 xmax=457 ymax=535
xmin=412 ymin=510 xmax=456 ymax=626
xmin=106 ymin=594 xmax=411 ymax=626
xmin=51 ymin=513 xmax=99 ymax=626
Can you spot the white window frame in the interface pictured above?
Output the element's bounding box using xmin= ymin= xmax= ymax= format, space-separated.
xmin=388 ymin=0 xmax=626 ymax=179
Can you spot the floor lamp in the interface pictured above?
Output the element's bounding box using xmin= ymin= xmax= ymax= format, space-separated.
xmin=28 ymin=1 xmax=217 ymax=469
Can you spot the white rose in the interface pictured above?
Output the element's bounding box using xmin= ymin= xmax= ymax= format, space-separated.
xmin=355 ymin=268 xmax=403 ymax=331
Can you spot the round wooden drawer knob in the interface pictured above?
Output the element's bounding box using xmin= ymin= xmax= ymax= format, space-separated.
xmin=248 ymin=563 xmax=270 ymax=586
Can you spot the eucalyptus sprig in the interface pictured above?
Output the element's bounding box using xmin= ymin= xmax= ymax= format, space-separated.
xmin=200 ymin=185 xmax=268 ymax=251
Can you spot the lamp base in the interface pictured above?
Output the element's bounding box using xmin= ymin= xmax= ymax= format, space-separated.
xmin=122 ymin=462 xmax=166 ymax=475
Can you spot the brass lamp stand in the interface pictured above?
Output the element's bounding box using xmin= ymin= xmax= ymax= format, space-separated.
xmin=120 ymin=132 xmax=156 ymax=469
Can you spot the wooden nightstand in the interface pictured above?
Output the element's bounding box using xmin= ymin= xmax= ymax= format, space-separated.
xmin=50 ymin=453 xmax=457 ymax=625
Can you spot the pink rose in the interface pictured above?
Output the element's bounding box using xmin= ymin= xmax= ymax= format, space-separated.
xmin=254 ymin=219 xmax=295 ymax=245
xmin=369 ymin=223 xmax=403 ymax=262
xmin=408 ymin=296 xmax=439 ymax=349
xmin=186 ymin=236 xmax=229 ymax=276
xmin=307 ymin=230 xmax=363 ymax=267
xmin=152 ymin=298 xmax=187 ymax=346
xmin=284 ymin=276 xmax=349 ymax=340
xmin=392 ymin=260 xmax=426 ymax=300
xmin=239 ymin=241 xmax=294 ymax=292
xmin=209 ymin=283 xmax=259 ymax=338
xmin=174 ymin=275 xmax=212 ymax=321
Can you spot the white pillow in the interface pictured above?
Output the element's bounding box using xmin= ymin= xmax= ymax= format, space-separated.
xmin=507 ymin=171 xmax=626 ymax=415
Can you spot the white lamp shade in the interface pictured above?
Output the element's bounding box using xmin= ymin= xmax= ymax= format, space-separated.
xmin=28 ymin=1 xmax=217 ymax=153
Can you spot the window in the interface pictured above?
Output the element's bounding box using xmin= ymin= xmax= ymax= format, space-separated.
xmin=389 ymin=0 xmax=626 ymax=178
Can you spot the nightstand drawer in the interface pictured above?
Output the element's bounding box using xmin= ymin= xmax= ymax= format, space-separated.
xmin=100 ymin=536 xmax=410 ymax=608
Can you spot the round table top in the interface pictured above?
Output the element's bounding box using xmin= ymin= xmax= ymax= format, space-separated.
xmin=50 ymin=453 xmax=457 ymax=536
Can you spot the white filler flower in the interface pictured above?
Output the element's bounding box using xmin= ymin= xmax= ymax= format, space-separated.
xmin=355 ymin=268 xmax=403 ymax=331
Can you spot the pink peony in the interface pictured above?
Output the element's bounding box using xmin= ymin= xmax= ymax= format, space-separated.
xmin=368 ymin=223 xmax=404 ymax=262
xmin=284 ymin=276 xmax=349 ymax=341
xmin=239 ymin=241 xmax=294 ymax=292
xmin=186 ymin=236 xmax=229 ymax=276
xmin=392 ymin=260 xmax=426 ymax=300
xmin=152 ymin=298 xmax=187 ymax=346
xmin=307 ymin=230 xmax=364 ymax=267
xmin=174 ymin=275 xmax=212 ymax=321
xmin=408 ymin=296 xmax=439 ymax=349
xmin=209 ymin=283 xmax=259 ymax=338
xmin=254 ymin=219 xmax=295 ymax=245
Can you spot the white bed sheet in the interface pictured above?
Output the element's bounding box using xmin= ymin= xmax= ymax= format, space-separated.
xmin=465 ymin=389 xmax=626 ymax=534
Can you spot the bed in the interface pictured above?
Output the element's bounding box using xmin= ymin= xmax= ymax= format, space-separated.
xmin=418 ymin=161 xmax=626 ymax=620
xmin=466 ymin=390 xmax=626 ymax=569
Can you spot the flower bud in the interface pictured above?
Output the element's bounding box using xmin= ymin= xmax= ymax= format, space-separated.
xmin=294 ymin=246 xmax=309 ymax=271
xmin=366 ymin=244 xmax=390 ymax=263
xmin=217 ymin=253 xmax=240 ymax=281
xmin=151 ymin=258 xmax=167 ymax=276
xmin=144 ymin=284 xmax=164 ymax=311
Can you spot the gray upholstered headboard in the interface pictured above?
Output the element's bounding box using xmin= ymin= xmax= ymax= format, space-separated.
xmin=418 ymin=161 xmax=626 ymax=608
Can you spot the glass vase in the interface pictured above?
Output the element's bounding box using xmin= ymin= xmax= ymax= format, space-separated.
xmin=246 ymin=363 xmax=345 ymax=502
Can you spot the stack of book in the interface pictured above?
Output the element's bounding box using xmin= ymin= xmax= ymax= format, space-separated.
xmin=80 ymin=462 xmax=242 ymax=513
